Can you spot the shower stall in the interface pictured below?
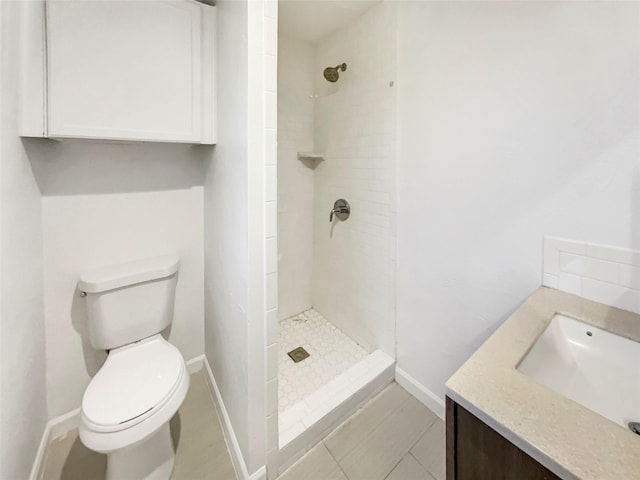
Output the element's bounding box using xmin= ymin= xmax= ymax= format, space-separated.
xmin=276 ymin=0 xmax=397 ymax=468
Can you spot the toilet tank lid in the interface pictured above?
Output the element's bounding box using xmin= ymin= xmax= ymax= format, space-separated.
xmin=78 ymin=255 xmax=180 ymax=293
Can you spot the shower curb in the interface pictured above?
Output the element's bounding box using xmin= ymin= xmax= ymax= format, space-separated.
xmin=277 ymin=353 xmax=395 ymax=475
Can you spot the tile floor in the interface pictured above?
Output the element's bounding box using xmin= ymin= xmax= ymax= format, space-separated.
xmin=40 ymin=373 xmax=443 ymax=480
xmin=41 ymin=370 xmax=237 ymax=480
xmin=279 ymin=309 xmax=368 ymax=411
xmin=279 ymin=382 xmax=444 ymax=480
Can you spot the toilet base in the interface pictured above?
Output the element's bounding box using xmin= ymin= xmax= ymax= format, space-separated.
xmin=106 ymin=422 xmax=175 ymax=480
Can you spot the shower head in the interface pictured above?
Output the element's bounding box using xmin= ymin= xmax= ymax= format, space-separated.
xmin=323 ymin=63 xmax=347 ymax=83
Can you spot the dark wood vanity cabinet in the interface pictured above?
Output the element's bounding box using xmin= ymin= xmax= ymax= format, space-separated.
xmin=446 ymin=397 xmax=562 ymax=480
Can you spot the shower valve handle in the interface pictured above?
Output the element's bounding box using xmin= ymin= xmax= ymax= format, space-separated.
xmin=329 ymin=199 xmax=350 ymax=222
xmin=329 ymin=207 xmax=346 ymax=222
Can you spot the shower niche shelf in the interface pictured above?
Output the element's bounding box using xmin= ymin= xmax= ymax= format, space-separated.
xmin=297 ymin=152 xmax=324 ymax=169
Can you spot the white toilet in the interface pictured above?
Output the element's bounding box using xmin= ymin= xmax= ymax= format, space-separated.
xmin=77 ymin=255 xmax=189 ymax=480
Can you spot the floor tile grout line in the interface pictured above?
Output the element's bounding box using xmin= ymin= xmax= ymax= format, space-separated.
xmin=410 ymin=451 xmax=440 ymax=480
xmin=408 ymin=419 xmax=445 ymax=480
xmin=409 ymin=415 xmax=438 ymax=453
xmin=334 ymin=405 xmax=437 ymax=480
xmin=322 ymin=441 xmax=351 ymax=480
xmin=383 ymin=452 xmax=439 ymax=480
xmin=382 ymin=455 xmax=408 ymax=480
xmin=380 ymin=410 xmax=439 ymax=479
xmin=389 ymin=423 xmax=435 ymax=479
xmin=327 ymin=389 xmax=416 ymax=463
xmin=408 ymin=451 xmax=434 ymax=477
xmin=408 ymin=451 xmax=421 ymax=464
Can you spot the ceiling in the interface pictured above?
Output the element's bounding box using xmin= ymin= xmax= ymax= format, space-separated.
xmin=278 ymin=0 xmax=381 ymax=44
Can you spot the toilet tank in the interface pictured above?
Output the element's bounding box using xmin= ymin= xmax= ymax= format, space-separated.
xmin=78 ymin=255 xmax=180 ymax=350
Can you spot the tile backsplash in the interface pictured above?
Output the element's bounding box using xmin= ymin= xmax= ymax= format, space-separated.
xmin=543 ymin=236 xmax=640 ymax=314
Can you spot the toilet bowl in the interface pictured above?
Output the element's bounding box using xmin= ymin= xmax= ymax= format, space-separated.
xmin=80 ymin=335 xmax=189 ymax=479
xmin=77 ymin=255 xmax=188 ymax=480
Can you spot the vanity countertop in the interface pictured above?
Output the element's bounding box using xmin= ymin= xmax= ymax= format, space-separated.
xmin=445 ymin=286 xmax=640 ymax=480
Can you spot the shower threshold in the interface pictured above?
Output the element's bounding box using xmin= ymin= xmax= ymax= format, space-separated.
xmin=278 ymin=350 xmax=394 ymax=472
xmin=279 ymin=350 xmax=394 ymax=446
xmin=278 ymin=349 xmax=394 ymax=473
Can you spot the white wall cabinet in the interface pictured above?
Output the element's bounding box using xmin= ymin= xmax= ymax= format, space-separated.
xmin=20 ymin=0 xmax=216 ymax=144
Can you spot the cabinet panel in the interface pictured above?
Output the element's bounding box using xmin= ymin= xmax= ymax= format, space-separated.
xmin=46 ymin=0 xmax=202 ymax=142
xmin=446 ymin=398 xmax=562 ymax=480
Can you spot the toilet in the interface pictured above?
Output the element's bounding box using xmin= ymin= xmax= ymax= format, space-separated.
xmin=77 ymin=255 xmax=189 ymax=480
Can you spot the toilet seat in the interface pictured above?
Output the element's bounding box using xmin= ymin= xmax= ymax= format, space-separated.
xmin=82 ymin=334 xmax=184 ymax=433
xmin=79 ymin=335 xmax=189 ymax=453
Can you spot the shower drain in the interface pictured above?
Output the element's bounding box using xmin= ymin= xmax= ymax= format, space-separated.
xmin=287 ymin=347 xmax=310 ymax=363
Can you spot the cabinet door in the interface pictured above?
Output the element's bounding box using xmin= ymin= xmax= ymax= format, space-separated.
xmin=46 ymin=0 xmax=202 ymax=142
xmin=446 ymin=398 xmax=562 ymax=480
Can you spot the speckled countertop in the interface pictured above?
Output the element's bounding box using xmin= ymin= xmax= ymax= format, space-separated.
xmin=446 ymin=287 xmax=640 ymax=480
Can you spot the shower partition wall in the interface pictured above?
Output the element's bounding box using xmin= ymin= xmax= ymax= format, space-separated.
xmin=276 ymin=1 xmax=397 ymax=471
xmin=277 ymin=36 xmax=315 ymax=321
xmin=312 ymin=2 xmax=397 ymax=357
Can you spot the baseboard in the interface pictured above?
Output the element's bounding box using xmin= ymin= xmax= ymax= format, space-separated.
xmin=29 ymin=354 xmax=207 ymax=480
xmin=28 ymin=407 xmax=81 ymax=480
xmin=395 ymin=366 xmax=445 ymax=420
xmin=248 ymin=465 xmax=267 ymax=480
xmin=186 ymin=354 xmax=206 ymax=374
xmin=28 ymin=423 xmax=50 ymax=480
xmin=201 ymin=356 xmax=266 ymax=480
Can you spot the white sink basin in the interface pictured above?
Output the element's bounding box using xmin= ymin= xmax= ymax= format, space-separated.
xmin=518 ymin=314 xmax=640 ymax=429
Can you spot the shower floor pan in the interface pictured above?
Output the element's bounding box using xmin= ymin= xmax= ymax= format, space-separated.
xmin=277 ymin=309 xmax=394 ymax=473
xmin=279 ymin=309 xmax=368 ymax=411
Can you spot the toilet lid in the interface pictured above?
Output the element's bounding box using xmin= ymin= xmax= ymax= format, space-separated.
xmin=82 ymin=336 xmax=184 ymax=431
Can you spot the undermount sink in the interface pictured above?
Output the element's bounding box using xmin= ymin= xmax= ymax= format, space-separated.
xmin=517 ymin=314 xmax=640 ymax=430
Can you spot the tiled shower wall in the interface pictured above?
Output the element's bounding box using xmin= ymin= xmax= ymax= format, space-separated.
xmin=277 ymin=35 xmax=315 ymax=320
xmin=312 ymin=2 xmax=397 ymax=355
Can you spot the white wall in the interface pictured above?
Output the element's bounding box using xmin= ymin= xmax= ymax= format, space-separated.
xmin=30 ymin=140 xmax=206 ymax=419
xmin=277 ymin=34 xmax=315 ymax=320
xmin=204 ymin=0 xmax=250 ymax=468
xmin=0 ymin=2 xmax=48 ymax=478
xmin=396 ymin=1 xmax=640 ymax=400
xmin=204 ymin=0 xmax=275 ymax=476
xmin=312 ymin=1 xmax=396 ymax=355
